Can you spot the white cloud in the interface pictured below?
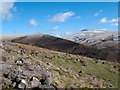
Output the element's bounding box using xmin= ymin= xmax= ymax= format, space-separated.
xmin=37 ymin=29 xmax=42 ymax=33
xmin=109 ymin=18 xmax=118 ymax=23
xmin=111 ymin=23 xmax=118 ymax=26
xmin=29 ymin=19 xmax=38 ymax=26
xmin=52 ymin=26 xmax=59 ymax=30
xmin=100 ymin=17 xmax=107 ymax=23
xmin=51 ymin=31 xmax=61 ymax=37
xmin=101 ymin=29 xmax=107 ymax=31
xmin=0 ymin=0 xmax=16 ymax=20
xmin=65 ymin=31 xmax=72 ymax=35
xmin=1 ymin=0 xmax=16 ymax=2
xmin=49 ymin=11 xmax=75 ymax=22
xmin=79 ymin=28 xmax=87 ymax=30
xmin=13 ymin=7 xmax=17 ymax=12
xmin=75 ymin=16 xmax=80 ymax=19
xmin=13 ymin=30 xmax=19 ymax=33
xmin=47 ymin=15 xmax=50 ymax=18
xmin=94 ymin=10 xmax=103 ymax=16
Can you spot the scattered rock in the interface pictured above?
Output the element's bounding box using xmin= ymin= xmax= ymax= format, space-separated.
xmin=42 ymin=72 xmax=52 ymax=85
xmin=51 ymin=71 xmax=59 ymax=76
xmin=36 ymin=61 xmax=45 ymax=67
xmin=73 ymin=76 xmax=77 ymax=79
xmin=28 ymin=77 xmax=41 ymax=88
xmin=20 ymin=49 xmax=26 ymax=55
xmin=8 ymin=49 xmax=12 ymax=54
xmin=45 ymin=56 xmax=52 ymax=59
xmin=102 ymin=62 xmax=105 ymax=64
xmin=2 ymin=56 xmax=10 ymax=62
xmin=47 ymin=62 xmax=52 ymax=66
xmin=108 ymin=84 xmax=112 ymax=87
xmin=17 ymin=79 xmax=28 ymax=89
xmin=38 ymin=85 xmax=55 ymax=89
xmin=4 ymin=73 xmax=16 ymax=80
xmin=78 ymin=70 xmax=84 ymax=73
xmin=79 ymin=59 xmax=84 ymax=63
xmin=15 ymin=59 xmax=24 ymax=64
xmin=10 ymin=82 xmax=16 ymax=88
xmin=1 ymin=78 xmax=12 ymax=85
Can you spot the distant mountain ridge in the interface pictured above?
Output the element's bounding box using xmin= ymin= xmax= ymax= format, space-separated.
xmin=0 ymin=35 xmax=27 ymax=40
xmin=64 ymin=29 xmax=119 ymax=50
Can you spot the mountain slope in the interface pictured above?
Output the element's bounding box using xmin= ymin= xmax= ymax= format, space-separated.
xmin=0 ymin=41 xmax=119 ymax=89
xmin=11 ymin=33 xmax=118 ymax=62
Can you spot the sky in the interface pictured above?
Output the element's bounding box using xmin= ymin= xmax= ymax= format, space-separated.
xmin=1 ymin=1 xmax=119 ymax=37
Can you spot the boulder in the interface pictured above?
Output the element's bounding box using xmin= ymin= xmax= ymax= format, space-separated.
xmin=44 ymin=77 xmax=52 ymax=85
xmin=2 ymin=56 xmax=10 ymax=62
xmin=38 ymin=85 xmax=55 ymax=89
xmin=42 ymin=72 xmax=52 ymax=85
xmin=36 ymin=61 xmax=45 ymax=67
xmin=4 ymin=73 xmax=16 ymax=80
xmin=15 ymin=59 xmax=24 ymax=64
xmin=1 ymin=78 xmax=12 ymax=85
xmin=28 ymin=77 xmax=41 ymax=88
xmin=78 ymin=70 xmax=84 ymax=74
xmin=73 ymin=76 xmax=77 ymax=80
xmin=20 ymin=49 xmax=26 ymax=54
xmin=78 ymin=59 xmax=84 ymax=63
xmin=17 ymin=79 xmax=28 ymax=89
xmin=51 ymin=71 xmax=59 ymax=76
xmin=10 ymin=82 xmax=17 ymax=88
xmin=8 ymin=49 xmax=12 ymax=54
xmin=47 ymin=62 xmax=52 ymax=66
xmin=45 ymin=56 xmax=52 ymax=59
xmin=108 ymin=84 xmax=112 ymax=87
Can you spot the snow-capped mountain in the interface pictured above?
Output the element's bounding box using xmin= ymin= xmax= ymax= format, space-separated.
xmin=63 ymin=29 xmax=119 ymax=51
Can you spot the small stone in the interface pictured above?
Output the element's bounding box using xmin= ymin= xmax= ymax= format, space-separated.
xmin=47 ymin=62 xmax=52 ymax=66
xmin=15 ymin=59 xmax=24 ymax=64
xmin=79 ymin=70 xmax=83 ymax=73
xmin=11 ymin=82 xmax=16 ymax=88
xmin=108 ymin=84 xmax=112 ymax=87
xmin=73 ymin=76 xmax=77 ymax=79
xmin=8 ymin=49 xmax=12 ymax=54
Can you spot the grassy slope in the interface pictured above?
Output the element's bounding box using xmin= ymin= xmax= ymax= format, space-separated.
xmin=14 ymin=42 xmax=119 ymax=88
xmin=1 ymin=41 xmax=119 ymax=88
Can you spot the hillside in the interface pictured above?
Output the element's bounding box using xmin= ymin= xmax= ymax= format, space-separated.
xmin=0 ymin=41 xmax=119 ymax=89
xmin=10 ymin=33 xmax=118 ymax=62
